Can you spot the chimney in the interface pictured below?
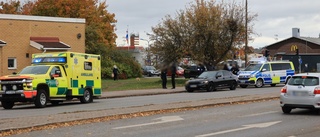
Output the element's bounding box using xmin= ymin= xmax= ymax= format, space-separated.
xmin=292 ymin=28 xmax=300 ymax=37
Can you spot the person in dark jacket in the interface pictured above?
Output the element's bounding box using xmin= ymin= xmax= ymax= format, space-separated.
xmin=230 ymin=63 xmax=239 ymax=75
xmin=160 ymin=67 xmax=167 ymax=89
xmin=171 ymin=63 xmax=177 ymax=89
xmin=223 ymin=64 xmax=229 ymax=71
xmin=112 ymin=65 xmax=119 ymax=81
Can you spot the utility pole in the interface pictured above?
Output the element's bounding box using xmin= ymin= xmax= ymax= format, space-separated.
xmin=244 ymin=0 xmax=248 ymax=67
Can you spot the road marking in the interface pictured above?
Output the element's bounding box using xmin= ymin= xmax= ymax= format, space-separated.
xmin=239 ymin=111 xmax=278 ymax=117
xmin=195 ymin=121 xmax=282 ymax=137
xmin=113 ymin=116 xmax=184 ymax=129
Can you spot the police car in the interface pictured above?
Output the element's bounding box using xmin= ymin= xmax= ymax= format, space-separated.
xmin=238 ymin=57 xmax=295 ymax=88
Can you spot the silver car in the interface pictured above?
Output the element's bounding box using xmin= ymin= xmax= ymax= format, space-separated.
xmin=280 ymin=73 xmax=320 ymax=114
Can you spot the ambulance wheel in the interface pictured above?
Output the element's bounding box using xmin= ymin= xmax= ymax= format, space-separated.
xmin=255 ymin=79 xmax=264 ymax=88
xmin=240 ymin=85 xmax=248 ymax=88
xmin=1 ymin=101 xmax=14 ymax=109
xmin=35 ymin=89 xmax=48 ymax=108
xmin=80 ymin=89 xmax=93 ymax=103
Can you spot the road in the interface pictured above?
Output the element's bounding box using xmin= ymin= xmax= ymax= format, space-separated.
xmin=10 ymin=98 xmax=320 ymax=137
xmin=0 ymin=86 xmax=281 ymax=119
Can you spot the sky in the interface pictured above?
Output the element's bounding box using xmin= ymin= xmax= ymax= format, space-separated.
xmin=106 ymin=0 xmax=320 ymax=48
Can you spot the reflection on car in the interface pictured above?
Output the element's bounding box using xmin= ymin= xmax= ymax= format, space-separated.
xmin=280 ymin=73 xmax=320 ymax=114
xmin=142 ymin=66 xmax=160 ymax=77
xmin=185 ymin=70 xmax=238 ymax=92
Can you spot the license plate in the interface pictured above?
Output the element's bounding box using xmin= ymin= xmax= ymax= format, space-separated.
xmin=240 ymin=80 xmax=245 ymax=83
xmin=5 ymin=91 xmax=16 ymax=94
xmin=190 ymin=85 xmax=197 ymax=88
xmin=293 ymin=91 xmax=308 ymax=96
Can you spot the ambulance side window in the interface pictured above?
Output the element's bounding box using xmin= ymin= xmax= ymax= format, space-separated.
xmin=50 ymin=66 xmax=62 ymax=77
xmin=262 ymin=64 xmax=270 ymax=71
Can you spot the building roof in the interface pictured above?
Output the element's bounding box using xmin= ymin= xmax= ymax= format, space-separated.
xmin=117 ymin=46 xmax=145 ymax=53
xmin=0 ymin=40 xmax=6 ymax=46
xmin=0 ymin=14 xmax=85 ymax=23
xmin=30 ymin=37 xmax=70 ymax=50
xmin=266 ymin=36 xmax=320 ymax=48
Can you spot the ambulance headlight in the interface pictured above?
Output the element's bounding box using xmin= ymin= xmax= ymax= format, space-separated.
xmin=2 ymin=85 xmax=6 ymax=91
xmin=250 ymin=74 xmax=256 ymax=78
xmin=12 ymin=85 xmax=17 ymax=90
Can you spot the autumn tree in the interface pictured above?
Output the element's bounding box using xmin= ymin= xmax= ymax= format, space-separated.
xmin=0 ymin=0 xmax=21 ymax=14
xmin=151 ymin=0 xmax=256 ymax=68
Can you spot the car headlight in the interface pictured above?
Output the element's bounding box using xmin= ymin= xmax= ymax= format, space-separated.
xmin=202 ymin=81 xmax=208 ymax=84
xmin=250 ymin=74 xmax=256 ymax=78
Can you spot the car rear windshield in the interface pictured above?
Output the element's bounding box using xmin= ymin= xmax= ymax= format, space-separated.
xmin=288 ymin=76 xmax=319 ymax=86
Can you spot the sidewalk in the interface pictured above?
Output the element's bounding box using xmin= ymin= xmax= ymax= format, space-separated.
xmin=102 ymin=87 xmax=186 ymax=98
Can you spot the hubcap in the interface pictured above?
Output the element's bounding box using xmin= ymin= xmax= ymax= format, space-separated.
xmin=40 ymin=93 xmax=46 ymax=105
xmin=84 ymin=91 xmax=90 ymax=101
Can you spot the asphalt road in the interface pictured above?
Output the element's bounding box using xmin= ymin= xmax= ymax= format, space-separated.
xmin=10 ymin=98 xmax=320 ymax=137
xmin=0 ymin=85 xmax=282 ymax=119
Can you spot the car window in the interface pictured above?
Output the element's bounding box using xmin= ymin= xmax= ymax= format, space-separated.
xmin=288 ymin=76 xmax=319 ymax=86
xmin=262 ymin=64 xmax=270 ymax=71
xmin=271 ymin=63 xmax=291 ymax=71
xmin=198 ymin=71 xmax=216 ymax=78
xmin=222 ymin=70 xmax=231 ymax=76
xmin=244 ymin=64 xmax=262 ymax=71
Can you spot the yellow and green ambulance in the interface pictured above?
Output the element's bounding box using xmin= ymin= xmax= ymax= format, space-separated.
xmin=0 ymin=52 xmax=101 ymax=109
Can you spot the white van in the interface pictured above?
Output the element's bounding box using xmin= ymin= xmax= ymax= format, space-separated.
xmin=238 ymin=59 xmax=295 ymax=88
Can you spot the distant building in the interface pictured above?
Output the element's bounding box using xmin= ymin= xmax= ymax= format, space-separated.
xmin=265 ymin=28 xmax=320 ymax=72
xmin=0 ymin=14 xmax=85 ymax=75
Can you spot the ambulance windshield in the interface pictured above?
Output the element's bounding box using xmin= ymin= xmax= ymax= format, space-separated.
xmin=244 ymin=64 xmax=262 ymax=71
xmin=19 ymin=66 xmax=50 ymax=74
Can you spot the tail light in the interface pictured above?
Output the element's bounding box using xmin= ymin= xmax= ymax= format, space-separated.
xmin=281 ymin=86 xmax=287 ymax=93
xmin=314 ymin=86 xmax=320 ymax=94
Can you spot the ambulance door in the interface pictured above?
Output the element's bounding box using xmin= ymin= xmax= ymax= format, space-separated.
xmin=49 ymin=66 xmax=68 ymax=97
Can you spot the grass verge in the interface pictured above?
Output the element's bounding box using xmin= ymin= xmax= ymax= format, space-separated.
xmin=102 ymin=77 xmax=188 ymax=92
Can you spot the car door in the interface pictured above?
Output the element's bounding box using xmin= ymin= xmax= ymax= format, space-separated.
xmin=222 ymin=70 xmax=233 ymax=87
xmin=48 ymin=66 xmax=68 ymax=97
xmin=215 ymin=71 xmax=224 ymax=88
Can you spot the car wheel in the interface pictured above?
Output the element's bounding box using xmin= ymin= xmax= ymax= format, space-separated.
xmin=230 ymin=81 xmax=237 ymax=90
xmin=240 ymin=85 xmax=248 ymax=88
xmin=282 ymin=107 xmax=292 ymax=114
xmin=206 ymin=82 xmax=215 ymax=92
xmin=35 ymin=89 xmax=48 ymax=108
xmin=255 ymin=79 xmax=264 ymax=88
xmin=1 ymin=101 xmax=14 ymax=109
xmin=80 ymin=89 xmax=93 ymax=103
xmin=270 ymin=84 xmax=276 ymax=87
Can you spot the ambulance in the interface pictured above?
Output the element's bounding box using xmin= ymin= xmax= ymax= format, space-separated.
xmin=238 ymin=57 xmax=295 ymax=88
xmin=0 ymin=52 xmax=101 ymax=109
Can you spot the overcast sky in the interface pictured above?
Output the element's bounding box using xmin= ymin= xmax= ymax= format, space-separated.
xmin=107 ymin=0 xmax=320 ymax=48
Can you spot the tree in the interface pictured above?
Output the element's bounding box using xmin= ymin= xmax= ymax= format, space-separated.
xmin=151 ymin=0 xmax=256 ymax=68
xmin=0 ymin=0 xmax=21 ymax=14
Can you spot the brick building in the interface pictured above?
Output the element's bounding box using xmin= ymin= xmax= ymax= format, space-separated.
xmin=0 ymin=14 xmax=85 ymax=75
xmin=265 ymin=28 xmax=320 ymax=72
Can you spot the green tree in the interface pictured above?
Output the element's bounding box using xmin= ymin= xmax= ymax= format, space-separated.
xmin=151 ymin=0 xmax=256 ymax=67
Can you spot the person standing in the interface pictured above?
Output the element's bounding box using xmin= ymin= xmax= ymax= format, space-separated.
xmin=112 ymin=65 xmax=119 ymax=81
xmin=171 ymin=63 xmax=177 ymax=89
xmin=160 ymin=67 xmax=167 ymax=89
xmin=230 ymin=63 xmax=239 ymax=75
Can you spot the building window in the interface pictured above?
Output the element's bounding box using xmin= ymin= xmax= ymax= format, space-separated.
xmin=8 ymin=58 xmax=17 ymax=69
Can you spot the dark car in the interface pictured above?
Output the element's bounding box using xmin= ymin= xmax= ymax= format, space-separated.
xmin=184 ymin=65 xmax=205 ymax=78
xmin=142 ymin=66 xmax=160 ymax=77
xmin=185 ymin=70 xmax=238 ymax=92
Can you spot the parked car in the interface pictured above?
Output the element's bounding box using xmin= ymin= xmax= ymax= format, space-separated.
xmin=167 ymin=66 xmax=184 ymax=77
xmin=142 ymin=66 xmax=160 ymax=77
xmin=280 ymin=73 xmax=320 ymax=114
xmin=184 ymin=65 xmax=206 ymax=78
xmin=185 ymin=70 xmax=238 ymax=92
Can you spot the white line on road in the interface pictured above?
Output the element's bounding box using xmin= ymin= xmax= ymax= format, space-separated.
xmin=239 ymin=111 xmax=278 ymax=117
xmin=113 ymin=116 xmax=184 ymax=129
xmin=195 ymin=121 xmax=282 ymax=137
